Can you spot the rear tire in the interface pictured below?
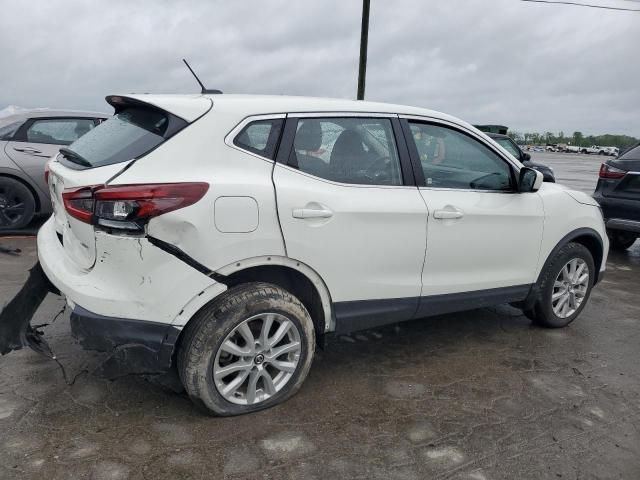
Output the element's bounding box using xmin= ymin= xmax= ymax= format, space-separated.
xmin=608 ymin=230 xmax=637 ymax=251
xmin=0 ymin=177 xmax=36 ymax=231
xmin=528 ymin=243 xmax=595 ymax=328
xmin=177 ymin=282 xmax=315 ymax=416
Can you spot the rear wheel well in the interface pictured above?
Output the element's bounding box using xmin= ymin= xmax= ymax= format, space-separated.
xmin=223 ymin=265 xmax=326 ymax=347
xmin=0 ymin=173 xmax=41 ymax=212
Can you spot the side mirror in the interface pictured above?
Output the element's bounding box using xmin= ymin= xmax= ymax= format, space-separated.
xmin=519 ymin=167 xmax=543 ymax=192
xmin=522 ymin=152 xmax=531 ymax=161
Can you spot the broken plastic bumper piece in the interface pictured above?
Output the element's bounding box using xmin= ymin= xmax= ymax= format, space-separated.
xmin=0 ymin=262 xmax=58 ymax=356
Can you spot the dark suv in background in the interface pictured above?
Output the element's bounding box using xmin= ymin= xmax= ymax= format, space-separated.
xmin=486 ymin=133 xmax=555 ymax=182
xmin=593 ymin=143 xmax=640 ymax=250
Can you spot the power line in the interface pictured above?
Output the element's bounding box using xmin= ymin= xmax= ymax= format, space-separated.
xmin=521 ymin=0 xmax=640 ymax=11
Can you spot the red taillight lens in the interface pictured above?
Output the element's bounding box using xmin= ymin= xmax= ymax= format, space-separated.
xmin=62 ymin=183 xmax=209 ymax=230
xmin=599 ymin=163 xmax=626 ymax=179
xmin=62 ymin=186 xmax=96 ymax=223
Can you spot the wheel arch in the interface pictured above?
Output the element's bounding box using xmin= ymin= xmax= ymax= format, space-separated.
xmin=520 ymin=227 xmax=604 ymax=312
xmin=216 ymin=256 xmax=334 ymax=343
xmin=539 ymin=228 xmax=604 ymax=285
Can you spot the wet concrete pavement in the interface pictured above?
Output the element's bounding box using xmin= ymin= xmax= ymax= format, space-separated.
xmin=530 ymin=151 xmax=603 ymax=194
xmin=1 ymin=153 xmax=639 ymax=479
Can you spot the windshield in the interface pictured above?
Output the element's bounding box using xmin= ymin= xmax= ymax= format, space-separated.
xmin=495 ymin=137 xmax=521 ymax=158
xmin=63 ymin=107 xmax=178 ymax=168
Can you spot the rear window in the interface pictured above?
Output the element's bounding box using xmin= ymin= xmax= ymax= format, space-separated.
xmin=63 ymin=107 xmax=185 ymax=168
xmin=620 ymin=145 xmax=640 ymax=160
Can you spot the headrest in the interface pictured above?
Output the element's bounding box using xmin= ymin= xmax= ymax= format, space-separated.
xmin=294 ymin=120 xmax=322 ymax=151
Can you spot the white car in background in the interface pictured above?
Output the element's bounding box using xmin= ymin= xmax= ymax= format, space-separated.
xmin=4 ymin=94 xmax=608 ymax=416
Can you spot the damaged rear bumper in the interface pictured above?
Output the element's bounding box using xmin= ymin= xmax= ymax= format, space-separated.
xmin=1 ymin=217 xmax=223 ymax=378
xmin=36 ymin=217 xmax=216 ymax=327
xmin=70 ymin=305 xmax=181 ymax=378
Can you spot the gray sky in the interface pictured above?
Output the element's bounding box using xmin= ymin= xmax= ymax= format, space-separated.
xmin=1 ymin=0 xmax=638 ymax=136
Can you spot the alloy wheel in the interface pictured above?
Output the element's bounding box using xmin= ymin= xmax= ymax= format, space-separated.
xmin=551 ymin=258 xmax=589 ymax=319
xmin=0 ymin=184 xmax=27 ymax=228
xmin=213 ymin=313 xmax=301 ymax=405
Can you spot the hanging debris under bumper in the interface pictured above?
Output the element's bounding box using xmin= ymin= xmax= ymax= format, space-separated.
xmin=0 ymin=262 xmax=58 ymax=356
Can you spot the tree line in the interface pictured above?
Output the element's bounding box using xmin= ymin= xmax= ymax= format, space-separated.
xmin=506 ymin=131 xmax=638 ymax=149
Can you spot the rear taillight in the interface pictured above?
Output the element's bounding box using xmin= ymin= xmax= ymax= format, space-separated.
xmin=62 ymin=186 xmax=96 ymax=223
xmin=599 ymin=163 xmax=626 ymax=179
xmin=62 ymin=183 xmax=209 ymax=231
xmin=44 ymin=163 xmax=50 ymax=185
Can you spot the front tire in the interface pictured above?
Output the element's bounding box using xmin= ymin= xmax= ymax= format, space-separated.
xmin=608 ymin=230 xmax=637 ymax=251
xmin=528 ymin=243 xmax=595 ymax=328
xmin=0 ymin=177 xmax=36 ymax=231
xmin=177 ymin=282 xmax=315 ymax=416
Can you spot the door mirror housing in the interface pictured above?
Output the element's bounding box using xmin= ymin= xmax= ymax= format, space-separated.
xmin=518 ymin=167 xmax=543 ymax=192
xmin=521 ymin=152 xmax=531 ymax=162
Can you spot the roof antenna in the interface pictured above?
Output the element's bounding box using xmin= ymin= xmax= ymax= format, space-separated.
xmin=182 ymin=59 xmax=222 ymax=94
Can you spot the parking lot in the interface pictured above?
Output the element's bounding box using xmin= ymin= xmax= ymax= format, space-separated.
xmin=1 ymin=153 xmax=639 ymax=480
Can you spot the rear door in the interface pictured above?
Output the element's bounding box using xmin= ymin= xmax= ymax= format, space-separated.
xmin=6 ymin=117 xmax=98 ymax=195
xmin=402 ymin=118 xmax=545 ymax=309
xmin=272 ymin=114 xmax=428 ymax=330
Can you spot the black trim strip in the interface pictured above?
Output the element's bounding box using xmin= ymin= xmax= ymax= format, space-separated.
xmin=399 ymin=118 xmax=426 ymax=186
xmin=391 ymin=117 xmax=416 ymax=186
xmin=275 ymin=117 xmax=298 ymax=165
xmin=333 ymin=284 xmax=532 ymax=334
xmin=146 ymin=235 xmax=227 ymax=284
xmin=333 ymin=297 xmax=419 ymax=334
xmin=415 ymin=284 xmax=531 ymax=319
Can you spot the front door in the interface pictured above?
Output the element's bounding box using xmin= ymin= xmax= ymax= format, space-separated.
xmin=403 ymin=119 xmax=545 ymax=314
xmin=273 ymin=115 xmax=428 ymax=331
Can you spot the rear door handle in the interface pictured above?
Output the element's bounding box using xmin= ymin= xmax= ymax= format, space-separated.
xmin=433 ymin=208 xmax=464 ymax=220
xmin=292 ymin=206 xmax=333 ymax=219
xmin=14 ymin=147 xmax=42 ymax=154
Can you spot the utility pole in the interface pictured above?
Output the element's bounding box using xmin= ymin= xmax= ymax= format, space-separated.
xmin=357 ymin=0 xmax=370 ymax=100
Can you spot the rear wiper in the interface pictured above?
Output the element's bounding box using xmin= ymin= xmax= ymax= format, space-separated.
xmin=59 ymin=147 xmax=92 ymax=167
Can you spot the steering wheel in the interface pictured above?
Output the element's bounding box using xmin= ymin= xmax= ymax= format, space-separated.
xmin=469 ymin=172 xmax=506 ymax=190
xmin=359 ymin=156 xmax=392 ymax=183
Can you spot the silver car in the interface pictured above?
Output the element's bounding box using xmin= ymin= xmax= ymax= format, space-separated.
xmin=0 ymin=110 xmax=108 ymax=230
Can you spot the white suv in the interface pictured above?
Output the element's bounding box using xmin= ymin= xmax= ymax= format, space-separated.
xmin=31 ymin=94 xmax=607 ymax=415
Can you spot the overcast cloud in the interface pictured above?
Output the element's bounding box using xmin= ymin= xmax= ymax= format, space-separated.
xmin=0 ymin=0 xmax=638 ymax=135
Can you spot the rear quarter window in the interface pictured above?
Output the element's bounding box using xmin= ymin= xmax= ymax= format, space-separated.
xmin=233 ymin=119 xmax=283 ymax=160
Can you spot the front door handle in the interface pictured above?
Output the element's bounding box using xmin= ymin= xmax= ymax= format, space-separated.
xmin=14 ymin=147 xmax=42 ymax=154
xmin=292 ymin=205 xmax=333 ymax=219
xmin=433 ymin=208 xmax=464 ymax=220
